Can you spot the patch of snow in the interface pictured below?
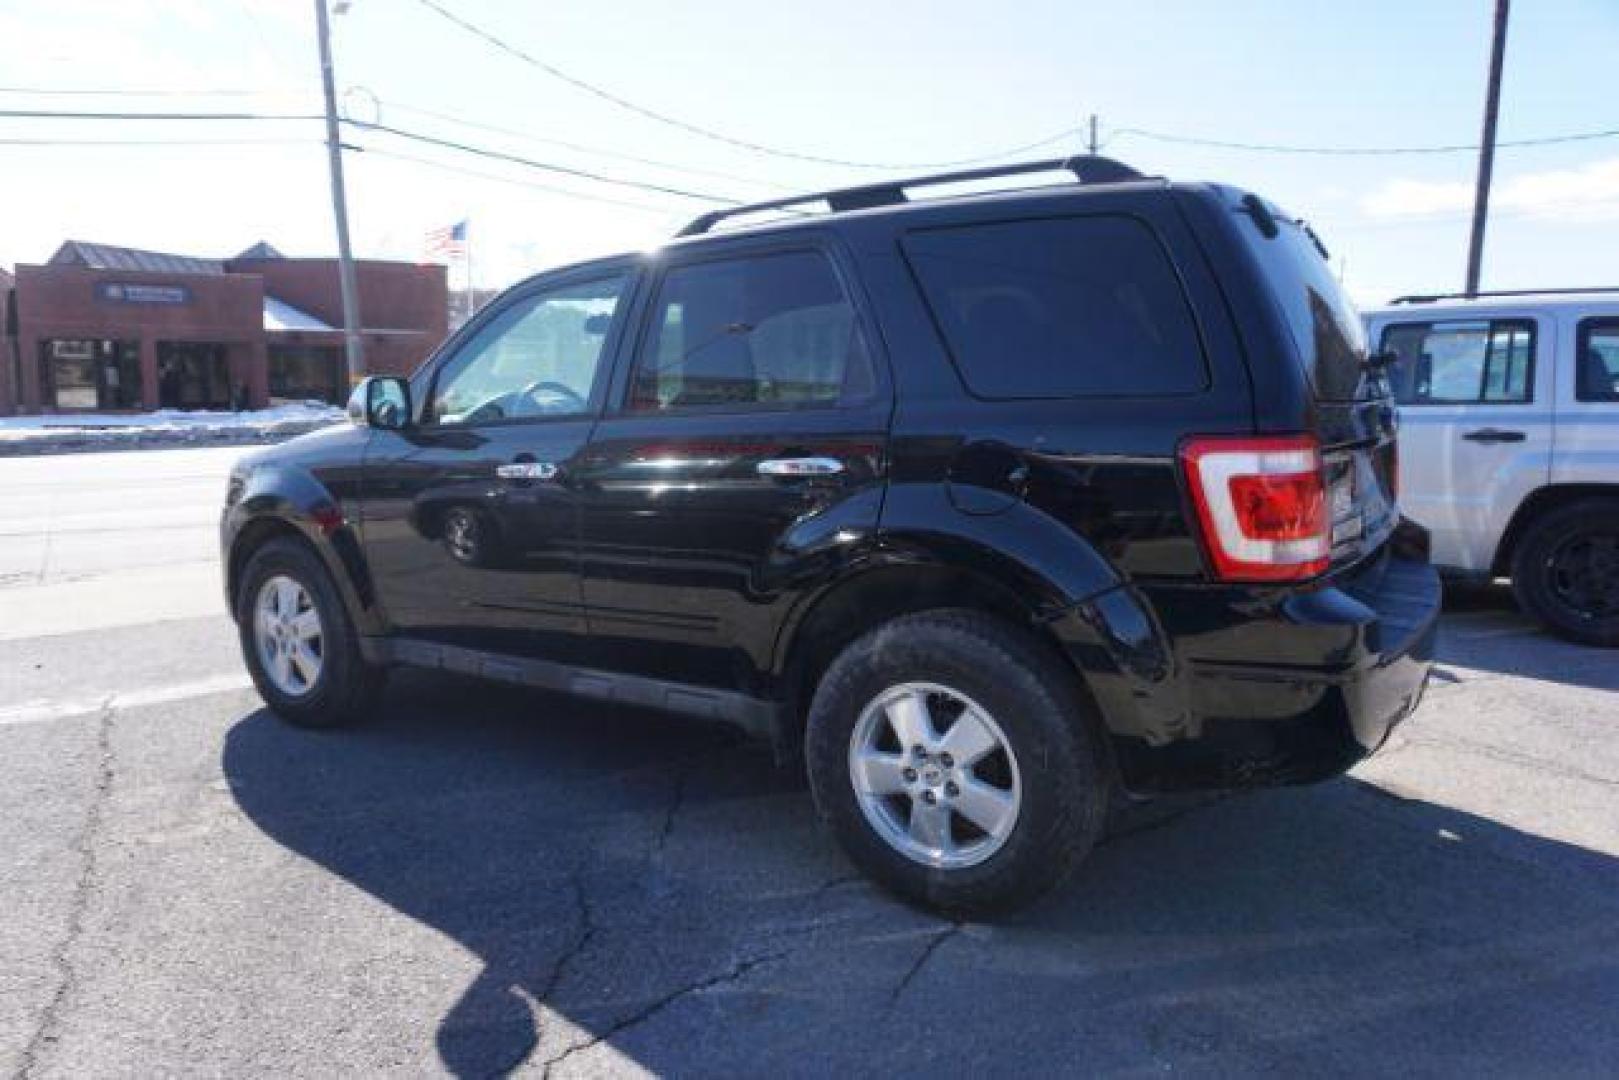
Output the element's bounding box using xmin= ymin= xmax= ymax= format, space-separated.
xmin=0 ymin=401 xmax=344 ymax=433
xmin=0 ymin=401 xmax=346 ymax=454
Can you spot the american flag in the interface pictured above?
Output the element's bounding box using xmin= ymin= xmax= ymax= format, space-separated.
xmin=424 ymin=219 xmax=468 ymax=261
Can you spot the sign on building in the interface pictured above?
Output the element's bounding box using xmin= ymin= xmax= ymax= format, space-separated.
xmin=94 ymin=282 xmax=192 ymax=305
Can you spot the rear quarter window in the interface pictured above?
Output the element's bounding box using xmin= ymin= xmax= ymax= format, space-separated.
xmin=901 ymin=215 xmax=1208 ymax=399
xmin=1577 ymin=317 xmax=1619 ymax=402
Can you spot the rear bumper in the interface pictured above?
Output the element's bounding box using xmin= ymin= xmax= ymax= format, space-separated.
xmin=1065 ymin=522 xmax=1440 ymax=793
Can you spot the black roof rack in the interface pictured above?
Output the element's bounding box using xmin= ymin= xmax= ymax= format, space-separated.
xmin=676 ymin=156 xmax=1146 ymax=237
xmin=1390 ymin=286 xmax=1619 ymax=304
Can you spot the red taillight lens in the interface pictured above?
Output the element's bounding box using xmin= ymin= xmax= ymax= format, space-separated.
xmin=1180 ymin=435 xmax=1330 ymax=582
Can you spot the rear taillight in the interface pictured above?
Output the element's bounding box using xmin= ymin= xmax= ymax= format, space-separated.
xmin=1180 ymin=435 xmax=1330 ymax=582
xmin=1389 ymin=438 xmax=1400 ymax=501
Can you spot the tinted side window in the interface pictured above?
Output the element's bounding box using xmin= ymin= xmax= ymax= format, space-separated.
xmin=901 ymin=215 xmax=1207 ymax=399
xmin=430 ymin=275 xmax=626 ymax=425
xmin=1577 ymin=318 xmax=1619 ymax=402
xmin=1380 ymin=319 xmax=1534 ymax=405
xmin=629 ymin=250 xmax=874 ymax=412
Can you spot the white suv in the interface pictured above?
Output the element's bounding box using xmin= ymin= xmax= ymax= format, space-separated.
xmin=1364 ymin=289 xmax=1619 ymax=646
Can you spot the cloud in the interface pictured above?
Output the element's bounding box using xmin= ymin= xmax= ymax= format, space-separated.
xmin=1361 ymin=157 xmax=1619 ymax=223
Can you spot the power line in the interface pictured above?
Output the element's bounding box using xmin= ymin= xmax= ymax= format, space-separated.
xmin=344 ymin=118 xmax=739 ymax=204
xmin=0 ymin=104 xmax=742 ymax=205
xmin=410 ymin=0 xmax=1084 ymax=170
xmin=0 ymin=107 xmax=319 ymax=122
xmin=1108 ymin=124 xmax=1619 ymax=156
xmin=0 ymin=85 xmax=302 ymax=97
xmin=0 ymin=136 xmax=319 ymax=146
xmin=356 ymin=145 xmax=690 ymax=217
xmin=370 ymin=97 xmax=797 ymax=192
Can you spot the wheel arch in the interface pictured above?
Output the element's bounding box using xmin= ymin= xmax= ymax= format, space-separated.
xmin=226 ymin=468 xmax=378 ymax=633
xmin=771 ymin=534 xmax=1148 ymax=778
xmin=1492 ymin=483 xmax=1619 ymax=576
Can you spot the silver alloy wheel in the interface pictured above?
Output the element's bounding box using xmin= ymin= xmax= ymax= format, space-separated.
xmin=848 ymin=681 xmax=1022 ymax=870
xmin=445 ymin=510 xmax=477 ymax=563
xmin=254 ymin=574 xmax=325 ymax=698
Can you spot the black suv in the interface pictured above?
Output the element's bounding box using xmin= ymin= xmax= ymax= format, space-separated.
xmin=223 ymin=158 xmax=1439 ymax=914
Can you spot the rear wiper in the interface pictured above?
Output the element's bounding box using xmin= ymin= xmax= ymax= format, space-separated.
xmin=1297 ymin=219 xmax=1331 ymax=261
xmin=1362 ymin=349 xmax=1399 ymax=373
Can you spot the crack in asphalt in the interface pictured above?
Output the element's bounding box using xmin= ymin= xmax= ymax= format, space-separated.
xmin=813 ymin=872 xmax=864 ymax=896
xmin=539 ymin=948 xmax=789 ymax=1078
xmin=1401 ymin=733 xmax=1618 ymax=789
xmin=481 ymin=872 xmax=601 ymax=1078
xmin=886 ymin=923 xmax=962 ymax=1010
xmin=653 ymin=758 xmax=692 ymax=858
xmin=508 ymin=751 xmax=747 ymax=1080
xmin=17 ymin=700 xmax=116 ymax=1079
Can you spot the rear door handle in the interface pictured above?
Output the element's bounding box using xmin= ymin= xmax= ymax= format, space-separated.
xmin=1461 ymin=428 xmax=1526 ymax=444
xmin=757 ymin=456 xmax=844 ymax=477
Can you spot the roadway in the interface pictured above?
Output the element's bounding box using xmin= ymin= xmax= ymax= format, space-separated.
xmin=1 ymin=446 xmax=1615 ymax=1076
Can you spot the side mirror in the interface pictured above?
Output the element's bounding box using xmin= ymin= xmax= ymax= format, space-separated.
xmin=347 ymin=376 xmax=411 ymax=430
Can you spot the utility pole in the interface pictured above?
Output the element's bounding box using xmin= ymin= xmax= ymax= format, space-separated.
xmin=1087 ymin=113 xmax=1099 ymax=156
xmin=314 ymin=0 xmax=365 ymax=383
xmin=1465 ymin=0 xmax=1510 ymax=296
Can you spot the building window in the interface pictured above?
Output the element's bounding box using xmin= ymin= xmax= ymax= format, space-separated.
xmin=41 ymin=339 xmax=139 ymax=410
xmin=157 ymin=342 xmax=232 ymax=410
xmin=269 ymin=345 xmax=344 ymax=404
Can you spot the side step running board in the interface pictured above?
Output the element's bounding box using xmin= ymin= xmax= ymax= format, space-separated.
xmin=366 ymin=637 xmax=785 ymax=742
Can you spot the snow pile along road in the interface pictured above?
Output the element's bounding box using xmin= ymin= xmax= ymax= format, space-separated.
xmin=0 ymin=402 xmax=346 ymax=456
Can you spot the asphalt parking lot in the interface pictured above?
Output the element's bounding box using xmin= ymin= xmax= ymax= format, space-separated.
xmin=2 ymin=448 xmax=1616 ymax=1077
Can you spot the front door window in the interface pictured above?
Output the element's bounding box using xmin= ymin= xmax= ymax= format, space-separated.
xmin=428 ymin=275 xmax=627 ymax=426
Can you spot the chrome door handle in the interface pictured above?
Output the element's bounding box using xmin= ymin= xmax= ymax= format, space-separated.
xmin=1461 ymin=428 xmax=1526 ymax=444
xmin=756 ymin=456 xmax=845 ymax=477
xmin=496 ymin=461 xmax=559 ymax=480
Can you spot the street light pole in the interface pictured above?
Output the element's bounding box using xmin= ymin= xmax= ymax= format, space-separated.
xmin=314 ymin=0 xmax=365 ymax=384
xmin=1465 ymin=0 xmax=1511 ymax=297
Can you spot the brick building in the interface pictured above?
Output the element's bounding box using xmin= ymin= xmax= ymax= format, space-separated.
xmin=1 ymin=241 xmax=447 ymax=415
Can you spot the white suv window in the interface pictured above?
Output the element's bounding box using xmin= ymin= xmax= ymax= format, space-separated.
xmin=1381 ymin=319 xmax=1534 ymax=405
xmin=1577 ymin=318 xmax=1619 ymax=402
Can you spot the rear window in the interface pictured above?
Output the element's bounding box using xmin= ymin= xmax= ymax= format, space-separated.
xmin=1231 ymin=198 xmax=1372 ymax=401
xmin=901 ymin=215 xmax=1207 ymax=399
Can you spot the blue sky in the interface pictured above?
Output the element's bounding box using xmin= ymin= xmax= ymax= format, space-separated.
xmin=0 ymin=0 xmax=1613 ymax=304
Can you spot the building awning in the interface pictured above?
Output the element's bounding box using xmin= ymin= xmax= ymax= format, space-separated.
xmin=263 ymin=296 xmax=334 ymax=332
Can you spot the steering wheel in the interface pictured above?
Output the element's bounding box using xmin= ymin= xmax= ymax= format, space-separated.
xmin=517 ymin=380 xmax=586 ymax=413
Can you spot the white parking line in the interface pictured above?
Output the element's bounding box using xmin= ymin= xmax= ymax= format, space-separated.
xmin=0 ymin=671 xmax=254 ymax=727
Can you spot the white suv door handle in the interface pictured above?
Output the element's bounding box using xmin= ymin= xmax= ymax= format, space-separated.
xmin=756 ymin=457 xmax=844 ymax=477
xmin=1461 ymin=428 xmax=1526 ymax=444
xmin=496 ymin=461 xmax=559 ymax=480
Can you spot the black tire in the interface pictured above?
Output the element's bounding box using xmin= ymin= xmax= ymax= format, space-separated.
xmin=804 ymin=609 xmax=1110 ymax=917
xmin=1510 ymin=498 xmax=1619 ymax=648
xmin=235 ymin=537 xmax=385 ymax=727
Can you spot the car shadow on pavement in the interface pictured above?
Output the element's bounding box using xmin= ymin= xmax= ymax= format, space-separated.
xmin=224 ymin=671 xmax=1619 ymax=1076
xmin=1435 ymin=580 xmax=1619 ymax=693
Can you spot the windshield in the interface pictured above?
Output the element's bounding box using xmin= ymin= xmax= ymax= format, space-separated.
xmin=1234 ymin=198 xmax=1373 ymax=401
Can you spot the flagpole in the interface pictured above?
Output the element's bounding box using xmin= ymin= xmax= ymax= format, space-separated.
xmin=465 ymin=219 xmax=474 ymax=319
